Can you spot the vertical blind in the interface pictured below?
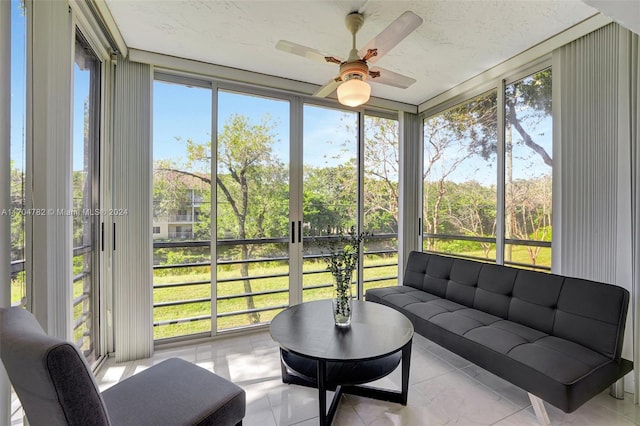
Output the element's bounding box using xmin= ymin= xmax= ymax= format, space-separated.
xmin=555 ymin=23 xmax=640 ymax=398
xmin=112 ymin=56 xmax=153 ymax=362
xmin=626 ymin=28 xmax=640 ymax=403
xmin=554 ymin=24 xmax=620 ymax=283
xmin=398 ymin=111 xmax=421 ymax=279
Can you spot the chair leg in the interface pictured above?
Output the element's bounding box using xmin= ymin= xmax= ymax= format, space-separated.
xmin=528 ymin=393 xmax=550 ymax=426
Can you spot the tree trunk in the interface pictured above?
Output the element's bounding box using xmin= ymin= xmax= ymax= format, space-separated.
xmin=240 ymin=243 xmax=260 ymax=324
xmin=504 ymin=124 xmax=513 ymax=263
xmin=238 ymin=175 xmax=260 ymax=324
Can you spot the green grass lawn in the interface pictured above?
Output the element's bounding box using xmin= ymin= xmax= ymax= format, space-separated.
xmin=152 ymin=255 xmax=399 ymax=339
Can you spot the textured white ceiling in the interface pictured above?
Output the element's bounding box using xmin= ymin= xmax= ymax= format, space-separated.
xmin=104 ymin=0 xmax=598 ymax=105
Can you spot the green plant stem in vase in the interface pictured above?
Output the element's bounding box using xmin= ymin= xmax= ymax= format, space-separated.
xmin=316 ymin=227 xmax=369 ymax=327
xmin=332 ymin=271 xmax=352 ymax=327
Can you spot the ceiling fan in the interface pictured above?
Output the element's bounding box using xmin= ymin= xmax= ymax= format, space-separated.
xmin=276 ymin=11 xmax=423 ymax=107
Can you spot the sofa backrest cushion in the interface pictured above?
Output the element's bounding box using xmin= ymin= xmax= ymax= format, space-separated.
xmin=508 ymin=270 xmax=564 ymax=334
xmin=472 ymin=264 xmax=517 ymax=318
xmin=445 ymin=259 xmax=482 ymax=307
xmin=554 ymin=278 xmax=629 ymax=359
xmin=403 ymin=251 xmax=430 ymax=291
xmin=403 ymin=251 xmax=454 ymax=297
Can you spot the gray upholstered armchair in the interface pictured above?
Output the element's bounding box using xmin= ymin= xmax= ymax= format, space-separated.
xmin=0 ymin=307 xmax=245 ymax=426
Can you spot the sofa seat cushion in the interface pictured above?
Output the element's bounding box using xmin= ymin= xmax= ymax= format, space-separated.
xmin=367 ymin=285 xmax=440 ymax=309
xmin=465 ymin=324 xmax=536 ymax=354
xmin=508 ymin=337 xmax=609 ymax=384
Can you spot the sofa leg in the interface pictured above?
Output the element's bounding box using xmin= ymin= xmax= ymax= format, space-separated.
xmin=610 ymin=377 xmax=625 ymax=400
xmin=528 ymin=393 xmax=550 ymax=426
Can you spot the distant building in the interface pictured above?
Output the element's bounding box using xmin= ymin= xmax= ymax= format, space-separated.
xmin=153 ymin=182 xmax=207 ymax=240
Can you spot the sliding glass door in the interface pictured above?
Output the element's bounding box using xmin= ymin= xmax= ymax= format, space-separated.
xmin=301 ymin=105 xmax=358 ymax=302
xmin=363 ymin=114 xmax=400 ymax=295
xmin=72 ymin=32 xmax=101 ymax=363
xmin=216 ymin=90 xmax=290 ymax=330
xmin=152 ymin=78 xmax=212 ymax=340
xmin=152 ymin=78 xmax=398 ymax=341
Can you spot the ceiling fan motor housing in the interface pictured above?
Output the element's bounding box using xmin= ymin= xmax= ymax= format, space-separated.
xmin=345 ymin=12 xmax=365 ymax=35
xmin=340 ymin=59 xmax=369 ymax=82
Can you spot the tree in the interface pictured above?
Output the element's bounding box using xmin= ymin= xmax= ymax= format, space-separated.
xmin=303 ymin=164 xmax=357 ymax=234
xmin=363 ymin=116 xmax=400 ymax=233
xmin=215 ymin=114 xmax=287 ymax=323
xmin=505 ymin=69 xmax=552 ymax=167
xmin=10 ymin=161 xmax=25 ymax=261
xmin=508 ymin=176 xmax=552 ymax=265
xmin=443 ymin=181 xmax=497 ymax=257
xmin=156 ymin=113 xmax=285 ymax=324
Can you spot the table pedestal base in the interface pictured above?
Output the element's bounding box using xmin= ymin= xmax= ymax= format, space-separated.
xmin=279 ymin=340 xmax=412 ymax=426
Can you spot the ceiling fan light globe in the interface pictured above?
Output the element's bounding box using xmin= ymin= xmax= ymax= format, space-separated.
xmin=337 ymin=78 xmax=371 ymax=107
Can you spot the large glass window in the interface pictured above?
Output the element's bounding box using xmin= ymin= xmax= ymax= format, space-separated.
xmin=422 ymin=67 xmax=552 ymax=271
xmin=216 ymin=91 xmax=290 ymax=330
xmin=150 ymin=81 xmax=400 ymax=340
xmin=504 ymin=69 xmax=552 ymax=269
xmin=302 ymin=105 xmax=358 ymax=302
xmin=10 ymin=0 xmax=27 ymax=308
xmin=153 ymin=83 xmax=293 ymax=339
xmin=363 ymin=115 xmax=399 ymax=295
xmin=72 ymin=33 xmax=101 ymax=363
xmin=423 ymin=91 xmax=498 ymax=260
xmin=152 ymin=79 xmax=212 ymax=340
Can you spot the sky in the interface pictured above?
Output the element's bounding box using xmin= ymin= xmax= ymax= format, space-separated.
xmin=10 ymin=0 xmax=26 ymax=170
xmin=152 ymin=80 xmax=358 ymax=170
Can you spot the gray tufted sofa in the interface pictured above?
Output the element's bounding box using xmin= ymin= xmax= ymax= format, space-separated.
xmin=366 ymin=251 xmax=633 ymax=414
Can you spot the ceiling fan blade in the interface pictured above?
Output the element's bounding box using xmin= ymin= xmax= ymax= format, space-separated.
xmin=369 ymin=67 xmax=416 ymax=89
xmin=358 ymin=11 xmax=423 ymax=64
xmin=276 ymin=40 xmax=342 ymax=64
xmin=313 ymin=79 xmax=342 ymax=98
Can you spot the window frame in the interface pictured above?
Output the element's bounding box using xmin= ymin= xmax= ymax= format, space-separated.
xmin=419 ymin=58 xmax=553 ymax=271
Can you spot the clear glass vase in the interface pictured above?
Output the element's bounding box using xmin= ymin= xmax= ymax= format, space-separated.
xmin=332 ymin=280 xmax=352 ymax=327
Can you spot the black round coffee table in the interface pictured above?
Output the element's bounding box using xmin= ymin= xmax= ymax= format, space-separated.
xmin=270 ymin=300 xmax=414 ymax=425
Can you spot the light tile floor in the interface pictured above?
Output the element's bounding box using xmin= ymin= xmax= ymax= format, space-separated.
xmin=13 ymin=330 xmax=640 ymax=426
